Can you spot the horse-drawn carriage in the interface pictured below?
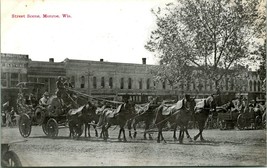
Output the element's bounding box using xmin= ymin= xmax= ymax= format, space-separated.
xmin=17 ymin=82 xmax=73 ymax=138
xmin=216 ymin=100 xmax=265 ymax=130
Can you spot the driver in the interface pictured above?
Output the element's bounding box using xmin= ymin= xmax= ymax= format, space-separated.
xmin=39 ymin=92 xmax=49 ymax=107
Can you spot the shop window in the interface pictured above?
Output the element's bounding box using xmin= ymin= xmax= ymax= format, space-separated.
xmin=120 ymin=78 xmax=124 ymax=89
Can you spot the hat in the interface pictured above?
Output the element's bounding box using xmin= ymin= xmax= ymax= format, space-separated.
xmin=43 ymin=92 xmax=49 ymax=96
xmin=58 ymin=76 xmax=62 ymax=80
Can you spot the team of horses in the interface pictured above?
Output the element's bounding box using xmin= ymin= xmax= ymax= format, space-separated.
xmin=65 ymin=94 xmax=227 ymax=144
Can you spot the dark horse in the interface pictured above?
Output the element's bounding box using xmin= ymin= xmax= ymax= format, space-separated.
xmin=99 ymin=100 xmax=136 ymax=142
xmin=127 ymin=102 xmax=159 ymax=140
xmin=193 ymin=95 xmax=217 ymax=141
xmin=67 ymin=101 xmax=98 ymax=139
xmin=154 ymin=96 xmax=195 ymax=143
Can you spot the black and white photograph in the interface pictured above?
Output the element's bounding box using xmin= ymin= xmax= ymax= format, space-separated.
xmin=1 ymin=0 xmax=266 ymax=167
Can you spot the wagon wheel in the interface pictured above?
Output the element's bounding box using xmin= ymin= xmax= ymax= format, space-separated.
xmin=42 ymin=122 xmax=48 ymax=135
xmin=237 ymin=114 xmax=245 ymax=130
xmin=218 ymin=120 xmax=226 ymax=130
xmin=47 ymin=118 xmax=59 ymax=138
xmin=254 ymin=116 xmax=262 ymax=130
xmin=1 ymin=150 xmax=22 ymax=167
xmin=18 ymin=114 xmax=32 ymax=138
xmin=35 ymin=107 xmax=46 ymax=125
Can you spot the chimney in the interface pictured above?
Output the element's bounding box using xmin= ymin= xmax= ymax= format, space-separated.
xmin=49 ymin=58 xmax=54 ymax=62
xmin=100 ymin=59 xmax=104 ymax=62
xmin=142 ymin=58 xmax=146 ymax=64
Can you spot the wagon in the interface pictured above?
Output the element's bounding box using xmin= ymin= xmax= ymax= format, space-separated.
xmin=217 ymin=111 xmax=239 ymax=130
xmin=1 ymin=140 xmax=24 ymax=167
xmin=17 ymin=82 xmax=70 ymax=138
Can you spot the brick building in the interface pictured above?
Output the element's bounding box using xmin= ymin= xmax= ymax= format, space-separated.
xmin=1 ymin=53 xmax=265 ymax=109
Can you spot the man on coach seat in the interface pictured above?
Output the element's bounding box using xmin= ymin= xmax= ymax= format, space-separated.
xmin=39 ymin=92 xmax=50 ymax=107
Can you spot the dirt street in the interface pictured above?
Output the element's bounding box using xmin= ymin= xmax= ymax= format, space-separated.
xmin=1 ymin=126 xmax=266 ymax=166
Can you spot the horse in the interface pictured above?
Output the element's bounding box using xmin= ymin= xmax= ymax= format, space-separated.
xmin=99 ymin=101 xmax=136 ymax=142
xmin=193 ymin=95 xmax=217 ymax=141
xmin=127 ymin=102 xmax=159 ymax=140
xmin=153 ymin=96 xmax=195 ymax=143
xmin=67 ymin=101 xmax=98 ymax=139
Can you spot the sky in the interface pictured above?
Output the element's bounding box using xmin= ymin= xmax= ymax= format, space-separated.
xmin=1 ymin=0 xmax=176 ymax=64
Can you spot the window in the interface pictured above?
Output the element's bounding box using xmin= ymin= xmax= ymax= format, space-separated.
xmin=120 ymin=78 xmax=124 ymax=89
xmin=109 ymin=77 xmax=113 ymax=89
xmin=80 ymin=76 xmax=85 ymax=88
xmin=204 ymin=80 xmax=207 ymax=90
xmin=258 ymin=81 xmax=261 ymax=91
xmin=230 ymin=78 xmax=234 ymax=90
xmin=93 ymin=77 xmax=97 ymax=89
xmin=210 ymin=81 xmax=213 ymax=90
xmin=254 ymin=81 xmax=257 ymax=91
xmin=225 ymin=78 xmax=228 ymax=91
xmin=71 ymin=76 xmax=75 ymax=88
xmin=1 ymin=72 xmax=7 ymax=87
xmin=162 ymin=80 xmax=166 ymax=89
xmin=153 ymin=81 xmax=156 ymax=89
xmin=249 ymin=81 xmax=252 ymax=91
xmin=101 ymin=77 xmax=105 ymax=88
xmin=139 ymin=79 xmax=143 ymax=89
xmin=146 ymin=78 xmax=150 ymax=89
xmin=10 ymin=73 xmax=19 ymax=87
xmin=128 ymin=78 xmax=132 ymax=89
xmin=192 ymin=81 xmax=196 ymax=90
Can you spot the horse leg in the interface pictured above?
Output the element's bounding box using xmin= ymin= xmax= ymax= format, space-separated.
xmin=122 ymin=127 xmax=127 ymax=142
xmin=199 ymin=122 xmax=205 ymax=141
xmin=94 ymin=125 xmax=98 ymax=137
xmin=157 ymin=127 xmax=162 ymax=143
xmin=133 ymin=122 xmax=137 ymax=139
xmin=84 ymin=123 xmax=88 ymax=138
xmin=118 ymin=127 xmax=122 ymax=141
xmin=127 ymin=119 xmax=133 ymax=139
xmin=173 ymin=124 xmax=177 ymax=141
xmin=88 ymin=124 xmax=91 ymax=138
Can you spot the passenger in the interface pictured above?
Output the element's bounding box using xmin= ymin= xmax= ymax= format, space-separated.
xmin=39 ymin=92 xmax=50 ymax=107
xmin=56 ymin=76 xmax=65 ymax=105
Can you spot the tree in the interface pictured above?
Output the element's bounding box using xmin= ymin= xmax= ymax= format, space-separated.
xmin=145 ymin=0 xmax=266 ymax=89
xmin=257 ymin=40 xmax=266 ymax=81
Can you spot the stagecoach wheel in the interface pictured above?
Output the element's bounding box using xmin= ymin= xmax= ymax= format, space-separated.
xmin=42 ymin=123 xmax=48 ymax=135
xmin=18 ymin=114 xmax=32 ymax=138
xmin=237 ymin=114 xmax=245 ymax=130
xmin=47 ymin=118 xmax=58 ymax=138
xmin=35 ymin=107 xmax=46 ymax=125
xmin=255 ymin=116 xmax=261 ymax=129
xmin=219 ymin=120 xmax=226 ymax=130
xmin=1 ymin=150 xmax=22 ymax=167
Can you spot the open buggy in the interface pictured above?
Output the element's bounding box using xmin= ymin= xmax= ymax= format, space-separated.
xmin=17 ymin=82 xmax=77 ymax=138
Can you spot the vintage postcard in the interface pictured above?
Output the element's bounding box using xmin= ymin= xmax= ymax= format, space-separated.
xmin=1 ymin=0 xmax=266 ymax=167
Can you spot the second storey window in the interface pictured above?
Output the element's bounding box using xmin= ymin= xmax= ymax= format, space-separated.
xmin=71 ymin=76 xmax=75 ymax=88
xmin=162 ymin=80 xmax=166 ymax=90
xmin=1 ymin=72 xmax=7 ymax=87
xmin=80 ymin=76 xmax=85 ymax=88
xmin=146 ymin=78 xmax=150 ymax=89
xmin=128 ymin=78 xmax=132 ymax=89
xmin=10 ymin=73 xmax=19 ymax=87
xmin=93 ymin=77 xmax=97 ymax=89
xmin=101 ymin=77 xmax=105 ymax=88
xmin=120 ymin=78 xmax=124 ymax=89
xmin=109 ymin=77 xmax=113 ymax=89
xmin=139 ymin=79 xmax=143 ymax=89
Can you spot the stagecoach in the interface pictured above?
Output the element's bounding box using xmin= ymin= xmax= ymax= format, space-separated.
xmin=17 ymin=82 xmax=70 ymax=138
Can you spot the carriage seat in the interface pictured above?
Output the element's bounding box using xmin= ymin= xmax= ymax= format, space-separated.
xmin=105 ymin=104 xmax=123 ymax=118
xmin=162 ymin=99 xmax=184 ymax=116
xmin=135 ymin=103 xmax=150 ymax=114
xmin=68 ymin=105 xmax=85 ymax=116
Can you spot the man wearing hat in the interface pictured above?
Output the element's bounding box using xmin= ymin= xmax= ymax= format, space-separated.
xmin=39 ymin=92 xmax=50 ymax=107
